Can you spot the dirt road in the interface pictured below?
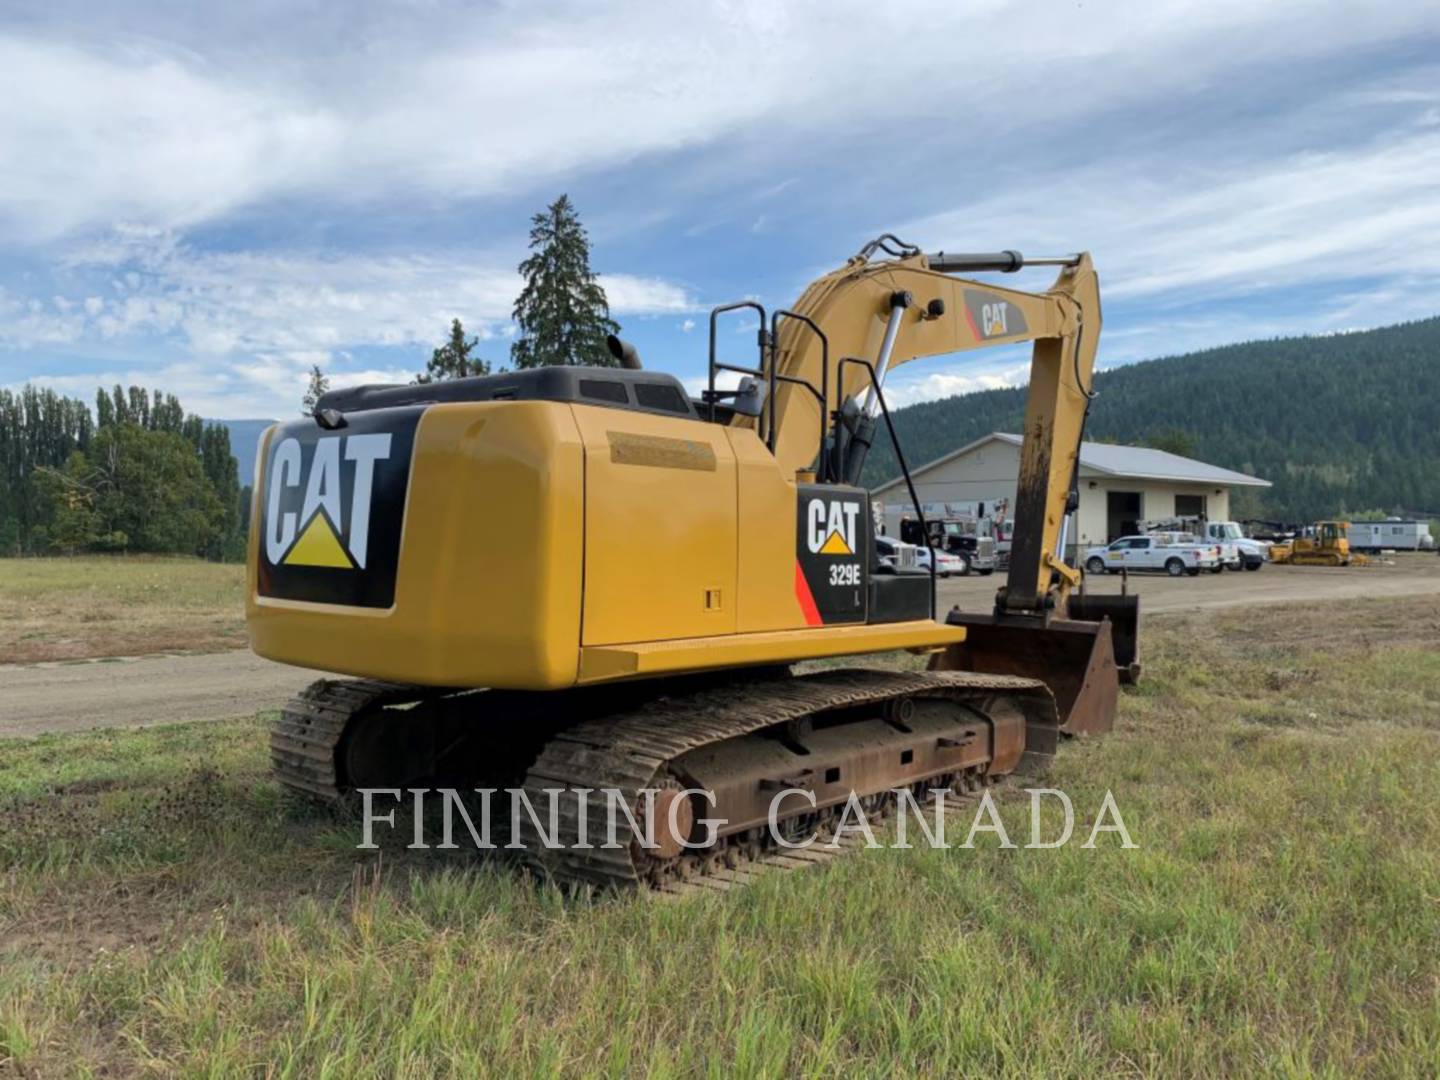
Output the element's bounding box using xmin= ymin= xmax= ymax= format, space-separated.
xmin=936 ymin=552 xmax=1440 ymax=615
xmin=0 ymin=651 xmax=320 ymax=740
xmin=3 ymin=556 xmax=1436 ymax=739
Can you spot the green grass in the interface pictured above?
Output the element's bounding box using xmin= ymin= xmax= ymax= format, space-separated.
xmin=0 ymin=555 xmax=245 ymax=663
xmin=1 ymin=597 xmax=1438 ymax=1076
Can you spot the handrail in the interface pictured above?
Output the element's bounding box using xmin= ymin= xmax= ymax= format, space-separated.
xmin=769 ymin=309 xmax=830 ymax=476
xmin=707 ymin=300 xmax=768 ymax=434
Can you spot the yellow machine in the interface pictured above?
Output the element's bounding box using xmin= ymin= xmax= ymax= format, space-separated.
xmin=247 ymin=236 xmax=1139 ymax=888
xmin=1270 ymin=521 xmax=1368 ymax=566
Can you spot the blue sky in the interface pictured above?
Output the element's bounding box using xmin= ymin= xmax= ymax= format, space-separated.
xmin=1 ymin=0 xmax=1437 ymax=419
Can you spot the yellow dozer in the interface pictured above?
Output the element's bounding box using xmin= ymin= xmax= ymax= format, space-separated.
xmin=1270 ymin=521 xmax=1369 ymax=567
xmin=246 ymin=236 xmax=1140 ymax=889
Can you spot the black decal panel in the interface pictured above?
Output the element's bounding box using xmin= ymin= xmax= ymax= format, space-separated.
xmin=256 ymin=407 xmax=421 ymax=608
xmin=795 ymin=483 xmax=868 ymax=625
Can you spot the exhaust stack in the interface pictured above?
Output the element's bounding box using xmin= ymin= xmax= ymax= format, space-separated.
xmin=605 ymin=334 xmax=643 ymax=370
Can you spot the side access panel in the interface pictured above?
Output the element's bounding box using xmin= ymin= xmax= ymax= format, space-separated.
xmin=574 ymin=407 xmax=739 ymax=645
xmin=728 ymin=427 xmax=808 ymax=633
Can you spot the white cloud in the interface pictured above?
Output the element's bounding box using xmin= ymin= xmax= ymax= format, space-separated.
xmin=0 ymin=38 xmax=341 ymax=241
xmin=0 ymin=288 xmax=87 ymax=346
xmin=597 ymin=275 xmax=695 ymax=316
xmin=879 ymin=352 xmax=1034 ymax=409
xmin=1 ymin=2 xmax=1433 ymax=241
xmin=2 ymin=224 xmax=700 ymax=416
xmin=0 ymin=228 xmax=696 ymax=359
xmin=20 ymin=359 xmax=257 ymax=420
xmin=905 ymin=126 xmax=1440 ymax=299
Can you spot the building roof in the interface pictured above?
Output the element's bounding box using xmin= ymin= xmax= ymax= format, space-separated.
xmin=874 ymin=431 xmax=1272 ymax=495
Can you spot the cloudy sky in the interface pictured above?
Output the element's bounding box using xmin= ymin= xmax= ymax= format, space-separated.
xmin=2 ymin=0 xmax=1437 ymax=419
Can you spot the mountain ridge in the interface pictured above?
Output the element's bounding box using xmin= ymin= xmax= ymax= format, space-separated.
xmin=862 ymin=316 xmax=1440 ymax=520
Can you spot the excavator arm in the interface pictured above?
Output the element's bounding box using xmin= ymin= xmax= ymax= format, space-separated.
xmin=745 ymin=242 xmax=1099 ymax=616
xmin=716 ymin=238 xmax=1138 ymax=734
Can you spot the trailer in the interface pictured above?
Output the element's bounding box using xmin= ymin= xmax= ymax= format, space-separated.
xmin=1347 ymin=520 xmax=1435 ymax=553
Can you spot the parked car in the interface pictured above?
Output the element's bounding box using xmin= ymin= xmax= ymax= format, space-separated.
xmin=917 ymin=545 xmax=967 ymax=578
xmin=1084 ymin=534 xmax=1220 ymax=577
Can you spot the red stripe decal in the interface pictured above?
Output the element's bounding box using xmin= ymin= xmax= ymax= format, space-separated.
xmin=963 ymin=303 xmax=981 ymax=340
xmin=794 ymin=561 xmax=824 ymax=626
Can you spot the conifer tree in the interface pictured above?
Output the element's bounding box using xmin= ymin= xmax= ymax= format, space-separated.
xmin=417 ymin=318 xmax=489 ymax=383
xmin=301 ymin=364 xmax=330 ymax=415
xmin=511 ymin=194 xmax=619 ymax=368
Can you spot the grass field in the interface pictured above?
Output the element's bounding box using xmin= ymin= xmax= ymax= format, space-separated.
xmin=1 ymin=597 xmax=1438 ymax=1076
xmin=0 ymin=557 xmax=246 ymax=665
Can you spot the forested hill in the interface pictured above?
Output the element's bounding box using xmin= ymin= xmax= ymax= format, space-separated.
xmin=862 ymin=316 xmax=1440 ymax=521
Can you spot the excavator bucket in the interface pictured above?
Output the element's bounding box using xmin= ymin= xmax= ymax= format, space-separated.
xmin=1068 ymin=594 xmax=1142 ymax=686
xmin=929 ymin=596 xmax=1140 ymax=737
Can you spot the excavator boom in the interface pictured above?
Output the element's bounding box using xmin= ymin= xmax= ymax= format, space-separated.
xmin=715 ymin=240 xmax=1137 ymax=730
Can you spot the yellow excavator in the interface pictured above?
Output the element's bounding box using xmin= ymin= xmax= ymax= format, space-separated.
xmin=247 ymin=235 xmax=1139 ymax=888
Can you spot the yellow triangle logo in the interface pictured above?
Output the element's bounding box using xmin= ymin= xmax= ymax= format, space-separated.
xmin=283 ymin=511 xmax=354 ymax=568
xmin=819 ymin=529 xmax=853 ymax=555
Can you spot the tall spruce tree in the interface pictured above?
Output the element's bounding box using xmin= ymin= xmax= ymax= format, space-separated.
xmin=511 ymin=195 xmax=619 ymax=368
xmin=417 ymin=318 xmax=489 ymax=383
xmin=301 ymin=364 xmax=330 ymax=415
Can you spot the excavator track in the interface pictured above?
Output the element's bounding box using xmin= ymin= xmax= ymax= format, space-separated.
xmin=518 ymin=669 xmax=1058 ymax=890
xmin=270 ymin=669 xmax=1060 ymax=892
xmin=270 ymin=678 xmax=449 ymax=801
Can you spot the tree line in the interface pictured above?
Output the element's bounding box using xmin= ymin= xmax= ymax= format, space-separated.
xmin=0 ymin=385 xmax=245 ymax=559
xmin=862 ymin=316 xmax=1440 ymax=523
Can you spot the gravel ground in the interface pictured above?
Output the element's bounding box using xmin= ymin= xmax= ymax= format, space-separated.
xmin=4 ymin=554 xmax=1436 ymax=739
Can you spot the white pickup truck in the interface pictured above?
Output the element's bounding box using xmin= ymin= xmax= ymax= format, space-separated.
xmin=1084 ymin=534 xmax=1220 ymax=577
xmin=1141 ymin=517 xmax=1244 ymax=571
